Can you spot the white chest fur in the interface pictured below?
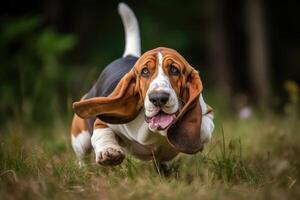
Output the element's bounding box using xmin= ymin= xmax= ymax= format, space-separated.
xmin=108 ymin=110 xmax=179 ymax=161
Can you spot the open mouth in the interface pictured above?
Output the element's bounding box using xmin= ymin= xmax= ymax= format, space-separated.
xmin=145 ymin=111 xmax=177 ymax=130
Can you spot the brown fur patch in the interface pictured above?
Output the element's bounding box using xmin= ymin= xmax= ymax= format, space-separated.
xmin=71 ymin=114 xmax=88 ymax=137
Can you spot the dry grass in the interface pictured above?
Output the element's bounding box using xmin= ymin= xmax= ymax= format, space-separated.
xmin=0 ymin=111 xmax=300 ymax=200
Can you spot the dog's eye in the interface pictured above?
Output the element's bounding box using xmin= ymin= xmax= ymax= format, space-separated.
xmin=141 ymin=67 xmax=150 ymax=77
xmin=169 ymin=65 xmax=180 ymax=76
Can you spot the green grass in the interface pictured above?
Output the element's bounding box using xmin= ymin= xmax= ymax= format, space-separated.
xmin=1 ymin=112 xmax=300 ymax=199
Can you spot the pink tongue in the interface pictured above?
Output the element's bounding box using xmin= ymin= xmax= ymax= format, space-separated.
xmin=150 ymin=113 xmax=176 ymax=129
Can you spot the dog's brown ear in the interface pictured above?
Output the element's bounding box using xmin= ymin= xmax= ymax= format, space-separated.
xmin=73 ymin=69 xmax=143 ymax=124
xmin=167 ymin=68 xmax=203 ymax=154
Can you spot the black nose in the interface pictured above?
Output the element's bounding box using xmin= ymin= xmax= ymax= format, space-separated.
xmin=148 ymin=91 xmax=170 ymax=106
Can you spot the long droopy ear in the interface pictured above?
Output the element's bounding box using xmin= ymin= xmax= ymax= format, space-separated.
xmin=73 ymin=69 xmax=143 ymax=124
xmin=167 ymin=68 xmax=203 ymax=154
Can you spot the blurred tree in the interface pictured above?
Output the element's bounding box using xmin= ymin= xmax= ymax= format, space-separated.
xmin=206 ymin=0 xmax=232 ymax=100
xmin=0 ymin=16 xmax=76 ymax=125
xmin=245 ymin=0 xmax=271 ymax=107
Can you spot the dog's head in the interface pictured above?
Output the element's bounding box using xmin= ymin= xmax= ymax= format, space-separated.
xmin=73 ymin=47 xmax=203 ymax=153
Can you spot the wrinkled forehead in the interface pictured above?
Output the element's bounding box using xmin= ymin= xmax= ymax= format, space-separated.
xmin=133 ymin=47 xmax=191 ymax=70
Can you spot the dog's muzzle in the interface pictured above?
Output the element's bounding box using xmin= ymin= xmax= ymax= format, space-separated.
xmin=145 ymin=91 xmax=177 ymax=130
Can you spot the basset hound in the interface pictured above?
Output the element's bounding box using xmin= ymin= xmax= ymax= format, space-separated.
xmin=71 ymin=3 xmax=214 ymax=167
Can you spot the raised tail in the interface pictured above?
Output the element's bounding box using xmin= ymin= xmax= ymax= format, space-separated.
xmin=118 ymin=3 xmax=141 ymax=57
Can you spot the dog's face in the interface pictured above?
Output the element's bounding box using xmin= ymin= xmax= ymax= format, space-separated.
xmin=133 ymin=48 xmax=190 ymax=132
xmin=74 ymin=47 xmax=204 ymax=153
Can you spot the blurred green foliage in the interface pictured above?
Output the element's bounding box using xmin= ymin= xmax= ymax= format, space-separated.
xmin=0 ymin=16 xmax=77 ymax=125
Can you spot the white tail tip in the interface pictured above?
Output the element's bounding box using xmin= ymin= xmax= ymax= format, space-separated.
xmin=118 ymin=3 xmax=141 ymax=57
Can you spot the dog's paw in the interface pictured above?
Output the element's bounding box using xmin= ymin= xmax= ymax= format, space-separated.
xmin=96 ymin=147 xmax=125 ymax=166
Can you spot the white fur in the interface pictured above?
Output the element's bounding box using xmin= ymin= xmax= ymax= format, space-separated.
xmin=199 ymin=94 xmax=214 ymax=144
xmin=71 ymin=131 xmax=92 ymax=166
xmin=118 ymin=3 xmax=141 ymax=57
xmin=108 ymin=110 xmax=177 ymax=160
xmin=109 ymin=109 xmax=163 ymax=145
xmin=157 ymin=51 xmax=164 ymax=72
xmin=91 ymin=128 xmax=124 ymax=163
xmin=200 ymin=114 xmax=214 ymax=144
xmin=199 ymin=94 xmax=208 ymax=114
xmin=144 ymin=52 xmax=179 ymax=120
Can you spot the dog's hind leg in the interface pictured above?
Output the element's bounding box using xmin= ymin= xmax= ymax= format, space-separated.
xmin=71 ymin=114 xmax=92 ymax=167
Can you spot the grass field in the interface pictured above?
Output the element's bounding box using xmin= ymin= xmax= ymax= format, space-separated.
xmin=1 ymin=109 xmax=299 ymax=199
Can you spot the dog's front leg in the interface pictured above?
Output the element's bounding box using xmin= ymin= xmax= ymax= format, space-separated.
xmin=91 ymin=120 xmax=125 ymax=166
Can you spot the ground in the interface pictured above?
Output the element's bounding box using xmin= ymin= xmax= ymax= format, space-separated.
xmin=0 ymin=111 xmax=299 ymax=200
